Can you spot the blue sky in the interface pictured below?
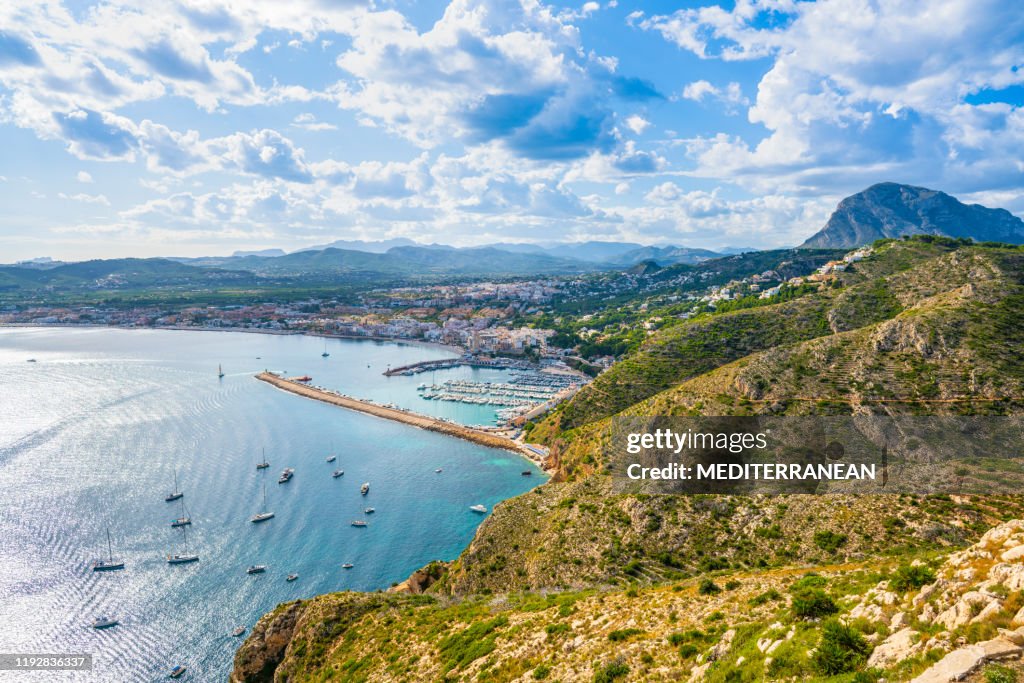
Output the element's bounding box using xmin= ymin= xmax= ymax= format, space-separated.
xmin=0 ymin=0 xmax=1022 ymax=260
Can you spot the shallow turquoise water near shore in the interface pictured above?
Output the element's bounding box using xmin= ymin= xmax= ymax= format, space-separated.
xmin=0 ymin=327 xmax=545 ymax=682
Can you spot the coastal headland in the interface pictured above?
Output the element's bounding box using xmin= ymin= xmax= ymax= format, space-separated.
xmin=255 ymin=371 xmax=546 ymax=464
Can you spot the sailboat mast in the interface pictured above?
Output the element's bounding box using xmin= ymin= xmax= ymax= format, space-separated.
xmin=106 ymin=528 xmax=113 ymax=562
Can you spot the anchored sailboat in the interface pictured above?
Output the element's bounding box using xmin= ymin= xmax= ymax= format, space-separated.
xmin=166 ymin=524 xmax=199 ymax=564
xmin=91 ymin=527 xmax=125 ymax=571
xmin=170 ymin=498 xmax=191 ymax=528
xmin=164 ymin=468 xmax=183 ymax=502
xmin=256 ymin=447 xmax=270 ymax=470
xmin=321 ymin=339 xmax=330 ymax=357
xmin=218 ymin=363 xmax=225 ymax=378
xmin=250 ymin=483 xmax=274 ymax=523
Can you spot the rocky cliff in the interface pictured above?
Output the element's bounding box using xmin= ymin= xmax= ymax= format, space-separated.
xmin=801 ymin=183 xmax=1024 ymax=249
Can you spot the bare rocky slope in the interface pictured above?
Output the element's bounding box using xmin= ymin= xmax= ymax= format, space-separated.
xmin=800 ymin=183 xmax=1024 ymax=249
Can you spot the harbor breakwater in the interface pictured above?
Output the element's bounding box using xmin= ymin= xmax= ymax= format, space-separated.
xmin=255 ymin=372 xmax=543 ymax=462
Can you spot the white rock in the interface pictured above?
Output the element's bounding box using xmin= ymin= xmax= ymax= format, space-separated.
xmin=849 ymin=602 xmax=885 ymax=622
xmin=999 ymin=628 xmax=1024 ymax=646
xmin=990 ymin=563 xmax=1024 ymax=590
xmin=688 ymin=661 xmax=711 ymax=682
xmin=912 ymin=638 xmax=1023 ymax=683
xmin=1001 ymin=545 xmax=1024 ymax=562
xmin=890 ymin=612 xmax=910 ymax=630
xmin=969 ymin=600 xmax=1003 ymax=625
xmin=868 ymin=628 xmax=921 ymax=668
xmin=934 ymin=592 xmax=994 ymax=630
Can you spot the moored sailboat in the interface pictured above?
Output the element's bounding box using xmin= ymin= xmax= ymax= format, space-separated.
xmin=170 ymin=499 xmax=191 ymax=528
xmin=166 ymin=524 xmax=199 ymax=564
xmin=164 ymin=468 xmax=183 ymax=502
xmin=250 ymin=483 xmax=274 ymax=523
xmin=91 ymin=527 xmax=125 ymax=572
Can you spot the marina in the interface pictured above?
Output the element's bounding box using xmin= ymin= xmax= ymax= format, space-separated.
xmin=257 ymin=371 xmax=545 ymax=458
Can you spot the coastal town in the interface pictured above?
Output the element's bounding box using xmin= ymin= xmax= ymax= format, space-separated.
xmin=0 ymin=245 xmax=875 ymax=372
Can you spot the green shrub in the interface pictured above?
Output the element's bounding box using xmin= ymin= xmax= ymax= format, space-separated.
xmin=533 ymin=663 xmax=552 ymax=680
xmin=438 ymin=616 xmax=507 ymax=672
xmin=791 ymin=587 xmax=838 ymax=620
xmin=813 ymin=530 xmax=848 ymax=553
xmin=593 ymin=659 xmax=630 ymax=683
xmin=608 ymin=628 xmax=645 ymax=642
xmin=984 ymin=663 xmax=1018 ymax=683
xmin=890 ymin=564 xmax=936 ymax=592
xmin=813 ymin=620 xmax=870 ymax=675
xmin=699 ymin=578 xmax=721 ymax=595
xmin=749 ymin=589 xmax=782 ymax=606
xmin=791 ymin=574 xmax=827 ymax=590
xmin=545 ymin=623 xmax=570 ymax=638
xmin=679 ymin=644 xmax=699 ymax=659
xmin=725 ymin=580 xmax=741 ymax=591
xmin=699 ymin=556 xmax=729 ymax=572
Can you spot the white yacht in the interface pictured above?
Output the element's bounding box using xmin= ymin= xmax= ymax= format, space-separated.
xmin=92 ymin=616 xmax=118 ymax=629
xmin=470 ymin=504 xmax=487 ymax=513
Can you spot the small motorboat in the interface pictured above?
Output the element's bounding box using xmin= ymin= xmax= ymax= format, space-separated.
xmin=326 ymin=455 xmax=336 ymax=463
xmin=231 ymin=626 xmax=246 ymax=637
xmin=360 ymin=482 xmax=369 ymax=495
xmin=521 ymin=470 xmax=532 ymax=476
xmin=470 ymin=504 xmax=487 ymax=514
xmin=286 ymin=573 xmax=299 ymax=582
xmin=92 ymin=616 xmax=119 ymax=629
xmin=341 ymin=563 xmax=354 ymax=569
xmin=247 ymin=565 xmax=266 ymax=575
xmin=364 ymin=507 xmax=375 ymax=514
xmin=169 ymin=665 xmax=187 ymax=679
xmin=435 ymin=468 xmax=443 ymax=473
xmin=350 ymin=520 xmax=367 ymax=527
xmin=278 ymin=468 xmax=294 ymax=484
xmin=26 ymin=358 xmax=37 ymax=363
xmin=332 ymin=469 xmax=344 ymax=478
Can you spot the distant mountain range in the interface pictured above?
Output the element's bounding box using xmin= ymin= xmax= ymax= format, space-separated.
xmin=801 ymin=182 xmax=1024 ymax=248
xmin=289 ymin=239 xmax=728 ymax=266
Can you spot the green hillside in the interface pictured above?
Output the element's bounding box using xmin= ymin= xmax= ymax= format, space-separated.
xmin=232 ymin=237 xmax=1024 ymax=682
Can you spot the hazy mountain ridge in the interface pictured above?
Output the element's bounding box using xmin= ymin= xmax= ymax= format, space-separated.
xmin=801 ymin=182 xmax=1024 ymax=248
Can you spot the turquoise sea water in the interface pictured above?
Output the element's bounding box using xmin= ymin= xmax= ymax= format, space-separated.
xmin=0 ymin=327 xmax=545 ymax=682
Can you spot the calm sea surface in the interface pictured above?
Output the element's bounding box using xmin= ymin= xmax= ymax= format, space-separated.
xmin=0 ymin=327 xmax=545 ymax=682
